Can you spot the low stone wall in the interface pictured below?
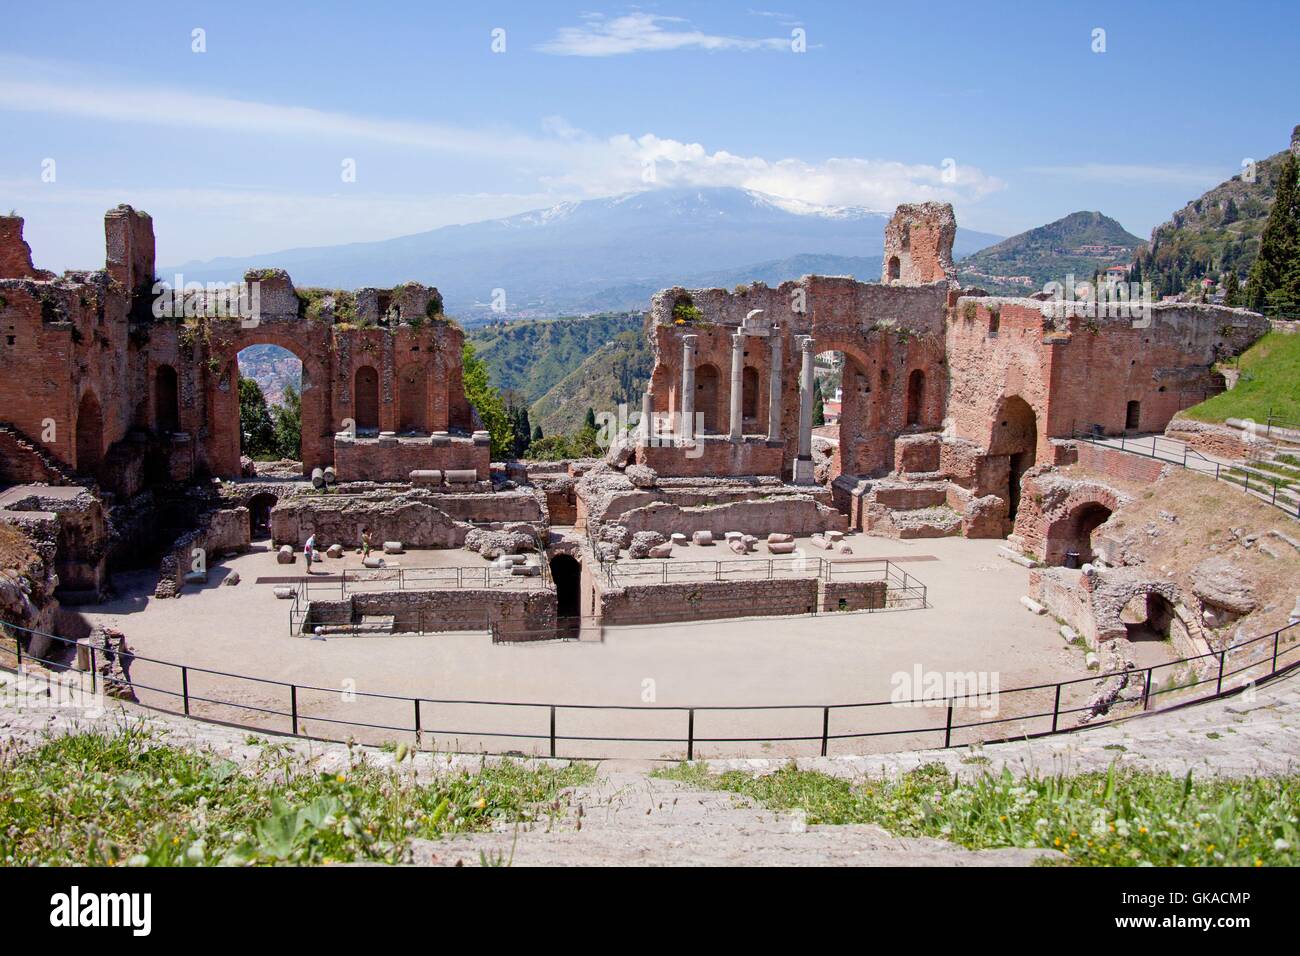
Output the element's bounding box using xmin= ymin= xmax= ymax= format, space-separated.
xmin=601 ymin=578 xmax=819 ymax=625
xmin=270 ymin=491 xmax=475 ymax=549
xmin=615 ymin=495 xmax=845 ymax=538
xmin=637 ymin=437 xmax=784 ymax=480
xmin=1075 ymin=441 xmax=1168 ymax=483
xmin=155 ymin=506 xmax=250 ymax=598
xmin=333 ymin=435 xmax=491 ymax=483
xmin=821 ymin=579 xmax=887 ymax=612
xmin=1163 ymin=419 xmax=1249 ymax=461
xmin=326 ymin=588 xmax=557 ymax=640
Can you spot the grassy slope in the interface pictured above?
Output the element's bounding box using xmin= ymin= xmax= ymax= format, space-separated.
xmin=1182 ymin=331 xmax=1300 ymax=425
xmin=658 ymin=762 xmax=1298 ymax=867
xmin=0 ymin=728 xmax=592 ymax=866
xmin=467 ymin=313 xmax=643 ymax=404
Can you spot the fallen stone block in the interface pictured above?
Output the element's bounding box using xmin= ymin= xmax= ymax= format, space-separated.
xmin=272 ymin=586 xmax=295 ymax=600
xmin=767 ymin=541 xmax=797 ymax=555
xmin=692 ymin=530 xmax=714 ymax=546
xmin=510 ymin=564 xmax=540 ymax=576
xmin=826 ymin=530 xmax=844 ymax=543
xmin=277 ymin=545 xmax=295 ymax=565
xmin=223 ymin=572 xmax=240 ymax=586
xmin=363 ymin=556 xmax=388 ymax=569
xmin=729 ymin=538 xmax=748 ymax=555
xmin=648 ymin=543 xmax=674 ymax=559
xmin=183 ymin=571 xmax=207 ymax=585
xmin=839 ymin=545 xmax=853 ymax=554
xmin=410 ymin=469 xmax=444 ymax=485
xmin=1020 ymin=596 xmax=1047 ymax=615
xmin=998 ymin=545 xmax=1038 ymax=568
xmin=445 ymin=469 xmax=478 ymax=484
xmin=1085 ymin=652 xmax=1100 ymax=671
xmin=1060 ymin=625 xmax=1078 ymax=644
xmin=670 ymin=533 xmax=688 ymax=546
xmin=383 ymin=541 xmax=404 ymax=555
xmin=326 ymin=543 xmax=344 ymax=558
xmin=767 ymin=533 xmax=794 ymax=544
xmin=724 ymin=531 xmax=743 ymax=542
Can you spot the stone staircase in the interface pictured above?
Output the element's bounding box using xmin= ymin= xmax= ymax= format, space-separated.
xmin=0 ymin=422 xmax=79 ymax=487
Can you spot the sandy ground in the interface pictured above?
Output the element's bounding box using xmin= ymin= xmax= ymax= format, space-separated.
xmin=56 ymin=535 xmax=1187 ymax=759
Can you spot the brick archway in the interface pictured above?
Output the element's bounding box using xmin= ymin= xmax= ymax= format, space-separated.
xmin=1043 ymin=499 xmax=1114 ymax=566
xmin=205 ymin=324 xmax=331 ymax=477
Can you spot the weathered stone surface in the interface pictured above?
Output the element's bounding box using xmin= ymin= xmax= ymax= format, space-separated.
xmin=277 ymin=545 xmax=295 ymax=565
xmin=625 ymin=464 xmax=658 ymax=489
xmin=463 ymin=526 xmax=535 ymax=560
xmin=629 ymin=531 xmax=667 ymax=559
xmin=1191 ymin=558 xmax=1258 ymax=615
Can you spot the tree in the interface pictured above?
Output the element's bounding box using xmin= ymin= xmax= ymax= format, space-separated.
xmin=1245 ymin=152 xmax=1300 ymax=311
xmin=1221 ymin=270 xmax=1241 ymax=307
xmin=272 ymin=384 xmax=301 ymax=459
xmin=584 ymin=407 xmax=597 ymax=430
xmin=238 ymin=377 xmax=276 ymax=459
xmin=461 ymin=342 xmax=512 ymax=458
xmin=812 ymin=378 xmax=825 ymax=427
xmin=532 ymin=424 xmax=543 ymax=441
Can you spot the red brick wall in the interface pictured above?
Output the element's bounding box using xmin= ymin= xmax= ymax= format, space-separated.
xmin=1074 ymin=441 xmax=1166 ymax=483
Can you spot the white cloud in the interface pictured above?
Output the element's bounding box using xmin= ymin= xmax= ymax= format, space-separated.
xmin=537 ymin=13 xmax=791 ymax=56
xmin=0 ymin=57 xmax=1005 ymax=265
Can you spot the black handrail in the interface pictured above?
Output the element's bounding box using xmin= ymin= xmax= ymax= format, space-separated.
xmin=2 ymin=618 xmax=1295 ymax=760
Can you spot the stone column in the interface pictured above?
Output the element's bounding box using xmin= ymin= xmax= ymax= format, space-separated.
xmin=680 ymin=335 xmax=697 ymax=444
xmin=766 ymin=331 xmax=783 ymax=443
xmin=794 ymin=336 xmax=816 ymax=483
xmin=640 ymin=389 xmax=653 ymax=447
xmin=729 ymin=332 xmax=745 ymax=441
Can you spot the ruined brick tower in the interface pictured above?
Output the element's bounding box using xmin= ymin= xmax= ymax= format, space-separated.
xmin=881 ymin=202 xmax=956 ymax=286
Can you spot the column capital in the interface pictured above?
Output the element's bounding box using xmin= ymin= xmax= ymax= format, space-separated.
xmin=798 ymin=335 xmax=816 ymax=353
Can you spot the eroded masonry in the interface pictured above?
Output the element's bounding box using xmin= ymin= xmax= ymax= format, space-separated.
xmin=0 ymin=202 xmax=1278 ymax=674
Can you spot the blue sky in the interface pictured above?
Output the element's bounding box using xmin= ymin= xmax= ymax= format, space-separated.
xmin=2 ymin=1 xmax=1297 ymax=270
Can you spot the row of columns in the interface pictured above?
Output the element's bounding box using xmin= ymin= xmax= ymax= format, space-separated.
xmin=672 ymin=329 xmax=816 ymax=467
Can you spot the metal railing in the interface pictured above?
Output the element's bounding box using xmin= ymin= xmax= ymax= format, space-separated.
xmin=1072 ymin=423 xmax=1300 ymax=519
xmin=296 ymin=563 xmax=547 ymax=602
xmin=3 ymin=619 xmax=1294 ymax=760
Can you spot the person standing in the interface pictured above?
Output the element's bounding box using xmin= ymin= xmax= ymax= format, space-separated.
xmin=304 ymin=533 xmax=317 ymax=574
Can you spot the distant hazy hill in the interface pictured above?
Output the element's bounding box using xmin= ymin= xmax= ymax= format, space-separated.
xmin=168 ymin=186 xmax=1000 ymax=319
xmin=1137 ymin=126 xmax=1300 ymax=296
xmin=956 ymin=211 xmax=1143 ymax=293
xmin=467 ymin=313 xmax=645 ymax=403
xmin=529 ymin=329 xmax=655 ymax=437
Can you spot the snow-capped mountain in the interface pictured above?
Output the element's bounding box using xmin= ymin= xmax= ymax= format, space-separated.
xmin=170 ymin=187 xmax=1001 ymax=318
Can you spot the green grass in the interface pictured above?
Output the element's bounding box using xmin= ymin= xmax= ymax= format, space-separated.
xmin=655 ymin=762 xmax=1298 ymax=867
xmin=1184 ymin=331 xmax=1300 ymax=426
xmin=0 ymin=726 xmax=593 ymax=866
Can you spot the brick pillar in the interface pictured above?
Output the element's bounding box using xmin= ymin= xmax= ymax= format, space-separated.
xmin=680 ymin=335 xmax=697 ymax=444
xmin=729 ymin=332 xmax=744 ymax=441
xmin=767 ymin=331 xmax=783 ymax=443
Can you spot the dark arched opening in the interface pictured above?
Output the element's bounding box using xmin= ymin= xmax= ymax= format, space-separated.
xmin=905 ymin=369 xmax=925 ymax=427
xmin=75 ymin=391 xmax=104 ymax=474
xmin=550 ymin=554 xmax=582 ymax=630
xmin=696 ymin=363 xmax=720 ymax=434
xmin=354 ymin=365 xmax=380 ymax=432
xmin=1123 ymin=592 xmax=1176 ymax=642
xmin=247 ymin=492 xmax=279 ymax=541
xmin=155 ymin=365 xmax=180 ymax=434
xmin=1063 ymin=502 xmax=1112 ymax=566
xmin=990 ymin=395 xmax=1038 ymax=522
xmin=887 ymin=256 xmax=901 ymax=281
